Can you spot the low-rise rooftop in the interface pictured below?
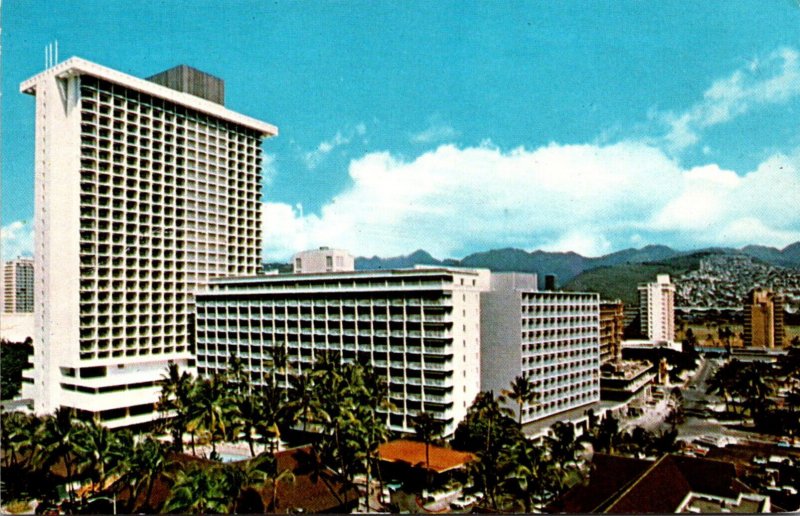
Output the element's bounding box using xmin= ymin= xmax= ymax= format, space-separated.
xmin=377 ymin=439 xmax=475 ymax=474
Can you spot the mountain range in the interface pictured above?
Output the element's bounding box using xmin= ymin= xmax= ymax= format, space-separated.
xmin=354 ymin=242 xmax=800 ymax=287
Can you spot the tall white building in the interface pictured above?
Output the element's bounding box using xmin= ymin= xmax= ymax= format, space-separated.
xmin=20 ymin=58 xmax=277 ymax=426
xmin=3 ymin=258 xmax=35 ymax=313
xmin=194 ymin=267 xmax=490 ymax=436
xmin=481 ymin=273 xmax=600 ymax=425
xmin=293 ymin=247 xmax=355 ymax=274
xmin=638 ymin=274 xmax=675 ymax=344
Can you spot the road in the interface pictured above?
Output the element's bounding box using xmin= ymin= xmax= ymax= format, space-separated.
xmin=676 ymin=356 xmax=780 ymax=445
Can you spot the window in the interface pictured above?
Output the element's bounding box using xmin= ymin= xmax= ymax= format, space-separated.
xmin=295 ymin=258 xmax=302 ymax=271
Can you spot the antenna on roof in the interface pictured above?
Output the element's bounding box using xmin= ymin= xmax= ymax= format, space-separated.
xmin=44 ymin=40 xmax=59 ymax=69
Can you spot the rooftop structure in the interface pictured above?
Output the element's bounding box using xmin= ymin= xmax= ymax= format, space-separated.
xmin=480 ymin=273 xmax=601 ymax=425
xmin=194 ymin=267 xmax=491 ymax=435
xmin=292 ymin=247 xmax=355 ymax=274
xmin=20 ymin=57 xmax=276 ymax=426
xmin=599 ymin=359 xmax=655 ymax=402
xmin=146 ymin=65 xmax=224 ymax=105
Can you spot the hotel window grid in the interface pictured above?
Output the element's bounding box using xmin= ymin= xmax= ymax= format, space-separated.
xmin=519 ymin=292 xmax=600 ymax=422
xmin=75 ymin=76 xmax=263 ymax=361
xmin=194 ymin=270 xmax=486 ymax=436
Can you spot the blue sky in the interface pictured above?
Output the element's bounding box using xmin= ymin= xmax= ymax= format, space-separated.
xmin=3 ymin=1 xmax=800 ymax=261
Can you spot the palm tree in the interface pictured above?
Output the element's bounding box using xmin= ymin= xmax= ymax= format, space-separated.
xmin=502 ymin=376 xmax=538 ymax=427
xmin=231 ymin=393 xmax=264 ymax=457
xmin=474 ymin=391 xmax=514 ymax=455
xmin=286 ymin=369 xmax=320 ymax=433
xmin=1 ymin=411 xmax=40 ymax=470
xmin=737 ymin=362 xmax=773 ymax=418
xmin=500 ymin=435 xmax=546 ymax=512
xmin=33 ymin=407 xmax=81 ymax=504
xmin=164 ymin=462 xmax=230 ymax=514
xmin=74 ymin=417 xmax=126 ymax=494
xmin=157 ymin=362 xmax=193 ymax=453
xmin=462 ymin=391 xmax=516 ymax=510
xmin=219 ymin=452 xmax=275 ymax=513
xmin=413 ymin=411 xmax=443 ymax=486
xmin=268 ymin=342 xmax=289 ymax=390
xmin=363 ymin=366 xmax=392 ymax=501
xmin=706 ymin=360 xmax=739 ymax=414
xmin=547 ymin=421 xmax=577 ymax=465
xmin=118 ymin=436 xmax=168 ymax=513
xmin=186 ymin=374 xmax=230 ymax=456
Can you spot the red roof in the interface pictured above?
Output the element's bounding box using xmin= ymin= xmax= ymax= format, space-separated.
xmin=377 ymin=439 xmax=476 ymax=474
xmin=547 ymin=453 xmax=752 ymax=514
xmin=262 ymin=446 xmax=360 ymax=513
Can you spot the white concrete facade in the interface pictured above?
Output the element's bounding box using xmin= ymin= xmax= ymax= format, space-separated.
xmin=638 ymin=274 xmax=675 ymax=344
xmin=21 ymin=58 xmax=276 ymax=426
xmin=292 ymin=247 xmax=355 ymax=274
xmin=194 ymin=267 xmax=490 ymax=436
xmin=480 ymin=273 xmax=601 ymax=425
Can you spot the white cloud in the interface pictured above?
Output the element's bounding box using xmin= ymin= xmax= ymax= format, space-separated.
xmin=662 ymin=47 xmax=800 ymax=151
xmin=1 ymin=220 xmax=34 ymax=261
xmin=410 ymin=120 xmax=459 ymax=144
xmin=261 ymin=153 xmax=278 ymax=185
xmin=302 ymin=123 xmax=368 ymax=169
xmin=262 ymin=141 xmax=800 ymax=261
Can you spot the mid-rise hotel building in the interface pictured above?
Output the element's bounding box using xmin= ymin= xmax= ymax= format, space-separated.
xmin=743 ymin=288 xmax=785 ymax=348
xmin=194 ymin=267 xmax=490 ymax=435
xmin=638 ymin=274 xmax=675 ymax=344
xmin=3 ymin=258 xmax=35 ymax=313
xmin=480 ymin=273 xmax=600 ymax=425
xmin=20 ymin=58 xmax=276 ymax=426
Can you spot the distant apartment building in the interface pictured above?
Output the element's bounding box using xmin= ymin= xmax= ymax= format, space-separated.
xmin=293 ymin=247 xmax=355 ymax=274
xmin=743 ymin=288 xmax=785 ymax=348
xmin=194 ymin=267 xmax=490 ymax=436
xmin=638 ymin=274 xmax=675 ymax=344
xmin=20 ymin=58 xmax=276 ymax=425
xmin=480 ymin=273 xmax=601 ymax=425
xmin=3 ymin=258 xmax=35 ymax=313
xmin=599 ymin=300 xmax=624 ymax=364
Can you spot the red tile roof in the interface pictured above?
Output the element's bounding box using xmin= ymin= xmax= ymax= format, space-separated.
xmin=262 ymin=446 xmax=360 ymax=514
xmin=377 ymin=439 xmax=476 ymax=474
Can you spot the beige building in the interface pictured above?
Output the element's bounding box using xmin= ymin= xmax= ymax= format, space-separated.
xmin=599 ymin=300 xmax=624 ymax=364
xmin=743 ymin=288 xmax=785 ymax=348
xmin=638 ymin=274 xmax=675 ymax=344
xmin=20 ymin=58 xmax=276 ymax=426
xmin=3 ymin=258 xmax=35 ymax=313
xmin=293 ymin=247 xmax=355 ymax=274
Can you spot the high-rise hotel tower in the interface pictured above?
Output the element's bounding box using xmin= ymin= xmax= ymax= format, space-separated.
xmin=20 ymin=58 xmax=277 ymax=426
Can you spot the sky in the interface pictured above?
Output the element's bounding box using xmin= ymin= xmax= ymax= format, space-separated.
xmin=2 ymin=1 xmax=800 ymax=261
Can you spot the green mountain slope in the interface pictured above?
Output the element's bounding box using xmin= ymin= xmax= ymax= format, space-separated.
xmin=563 ymin=253 xmax=709 ymax=305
